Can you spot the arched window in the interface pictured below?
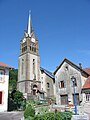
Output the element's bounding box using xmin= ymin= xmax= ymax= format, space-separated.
xmin=47 ymin=82 xmax=50 ymax=88
xmin=33 ymin=59 xmax=35 ymax=75
xmin=22 ymin=59 xmax=24 ymax=75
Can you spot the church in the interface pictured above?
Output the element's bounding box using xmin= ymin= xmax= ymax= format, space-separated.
xmin=17 ymin=12 xmax=90 ymax=107
xmin=17 ymin=13 xmax=56 ymax=100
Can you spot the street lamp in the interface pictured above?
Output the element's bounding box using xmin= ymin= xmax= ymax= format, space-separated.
xmin=71 ymin=76 xmax=77 ymax=115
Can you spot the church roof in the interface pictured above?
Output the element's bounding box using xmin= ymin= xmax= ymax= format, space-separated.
xmin=0 ymin=62 xmax=13 ymax=68
xmin=54 ymin=58 xmax=89 ymax=77
xmin=40 ymin=67 xmax=55 ymax=79
xmin=82 ymin=76 xmax=90 ymax=89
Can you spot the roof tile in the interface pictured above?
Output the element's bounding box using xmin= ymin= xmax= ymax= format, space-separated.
xmin=84 ymin=68 xmax=90 ymax=75
xmin=82 ymin=76 xmax=90 ymax=89
xmin=0 ymin=62 xmax=13 ymax=68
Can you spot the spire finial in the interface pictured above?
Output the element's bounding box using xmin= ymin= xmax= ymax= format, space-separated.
xmin=27 ymin=10 xmax=32 ymax=37
xmin=29 ymin=10 xmax=31 ymax=16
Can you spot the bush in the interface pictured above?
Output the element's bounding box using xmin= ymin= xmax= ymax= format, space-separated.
xmin=36 ymin=107 xmax=49 ymax=115
xmin=8 ymin=97 xmax=17 ymax=111
xmin=8 ymin=90 xmax=26 ymax=111
xmin=33 ymin=112 xmax=73 ymax=120
xmin=24 ymin=104 xmax=35 ymax=118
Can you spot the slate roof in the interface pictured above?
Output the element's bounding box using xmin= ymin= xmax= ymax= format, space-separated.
xmin=53 ymin=58 xmax=89 ymax=77
xmin=40 ymin=67 xmax=55 ymax=79
xmin=82 ymin=76 xmax=90 ymax=89
xmin=0 ymin=62 xmax=13 ymax=68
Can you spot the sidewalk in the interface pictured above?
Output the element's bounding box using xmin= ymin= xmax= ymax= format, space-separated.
xmin=0 ymin=111 xmax=24 ymax=120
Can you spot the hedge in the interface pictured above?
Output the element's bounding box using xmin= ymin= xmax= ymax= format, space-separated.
xmin=33 ymin=112 xmax=72 ymax=120
xmin=24 ymin=111 xmax=73 ymax=120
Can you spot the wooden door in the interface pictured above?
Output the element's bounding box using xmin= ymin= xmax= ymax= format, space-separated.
xmin=61 ymin=95 xmax=68 ymax=105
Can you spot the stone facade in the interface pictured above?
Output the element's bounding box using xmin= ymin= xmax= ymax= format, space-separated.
xmin=54 ymin=58 xmax=89 ymax=105
xmin=17 ymin=13 xmax=55 ymax=100
xmin=40 ymin=67 xmax=55 ymax=100
xmin=17 ymin=14 xmax=41 ymax=99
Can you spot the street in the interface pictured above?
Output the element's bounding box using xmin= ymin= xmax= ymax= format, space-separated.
xmin=0 ymin=112 xmax=24 ymax=120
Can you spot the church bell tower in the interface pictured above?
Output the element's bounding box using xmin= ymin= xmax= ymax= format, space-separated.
xmin=17 ymin=12 xmax=41 ymax=99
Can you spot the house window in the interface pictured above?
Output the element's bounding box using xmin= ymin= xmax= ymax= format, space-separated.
xmin=86 ymin=93 xmax=90 ymax=101
xmin=60 ymin=81 xmax=64 ymax=88
xmin=72 ymin=79 xmax=77 ymax=86
xmin=0 ymin=92 xmax=2 ymax=104
xmin=47 ymin=82 xmax=50 ymax=88
xmin=65 ymin=65 xmax=68 ymax=71
xmin=0 ymin=70 xmax=5 ymax=82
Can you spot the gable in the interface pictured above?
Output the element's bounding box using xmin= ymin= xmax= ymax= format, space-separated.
xmin=54 ymin=58 xmax=89 ymax=78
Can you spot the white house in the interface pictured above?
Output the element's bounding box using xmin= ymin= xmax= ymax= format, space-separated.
xmin=0 ymin=62 xmax=12 ymax=112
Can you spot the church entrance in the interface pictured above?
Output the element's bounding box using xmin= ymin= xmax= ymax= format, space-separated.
xmin=32 ymin=84 xmax=37 ymax=95
xmin=33 ymin=89 xmax=36 ymax=95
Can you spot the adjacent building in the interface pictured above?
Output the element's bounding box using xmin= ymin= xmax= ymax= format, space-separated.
xmin=40 ymin=67 xmax=55 ymax=100
xmin=54 ymin=58 xmax=89 ymax=105
xmin=82 ymin=68 xmax=90 ymax=102
xmin=0 ymin=62 xmax=12 ymax=112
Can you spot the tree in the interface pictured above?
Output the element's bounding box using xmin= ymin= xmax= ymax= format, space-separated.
xmin=9 ymin=69 xmax=18 ymax=91
xmin=8 ymin=90 xmax=26 ymax=111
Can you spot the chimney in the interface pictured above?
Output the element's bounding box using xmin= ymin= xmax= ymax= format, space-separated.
xmin=79 ymin=63 xmax=82 ymax=69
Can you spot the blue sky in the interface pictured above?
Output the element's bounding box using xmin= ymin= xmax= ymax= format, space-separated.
xmin=0 ymin=0 xmax=90 ymax=72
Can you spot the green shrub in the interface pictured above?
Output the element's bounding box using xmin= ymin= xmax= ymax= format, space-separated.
xmin=24 ymin=116 xmax=34 ymax=120
xmin=8 ymin=90 xmax=26 ymax=111
xmin=36 ymin=107 xmax=49 ymax=115
xmin=33 ymin=112 xmax=73 ymax=120
xmin=24 ymin=104 xmax=35 ymax=118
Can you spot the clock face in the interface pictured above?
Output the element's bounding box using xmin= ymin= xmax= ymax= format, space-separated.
xmin=31 ymin=38 xmax=35 ymax=43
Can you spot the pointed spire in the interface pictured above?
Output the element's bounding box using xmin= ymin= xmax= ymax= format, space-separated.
xmin=27 ymin=10 xmax=32 ymax=37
